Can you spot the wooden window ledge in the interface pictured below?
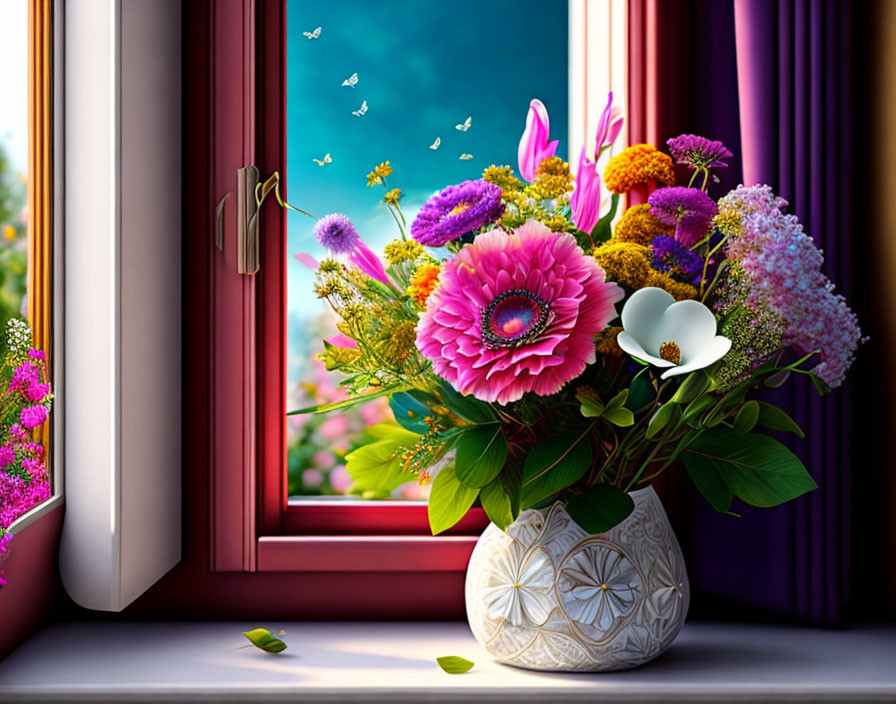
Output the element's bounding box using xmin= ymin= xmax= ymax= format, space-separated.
xmin=1 ymin=620 xmax=895 ymax=702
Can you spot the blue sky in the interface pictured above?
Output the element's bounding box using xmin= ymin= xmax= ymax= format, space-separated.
xmin=285 ymin=0 xmax=568 ymax=384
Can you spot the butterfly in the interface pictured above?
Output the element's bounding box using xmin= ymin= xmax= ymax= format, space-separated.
xmin=342 ymin=72 xmax=358 ymax=88
xmin=459 ymin=153 xmax=474 ymax=160
xmin=302 ymin=26 xmax=321 ymax=39
xmin=455 ymin=116 xmax=472 ymax=132
xmin=312 ymin=153 xmax=332 ymax=166
xmin=429 ymin=137 xmax=441 ymax=150
xmin=352 ymin=100 xmax=368 ymax=117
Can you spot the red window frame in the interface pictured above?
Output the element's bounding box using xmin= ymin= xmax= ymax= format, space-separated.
xmin=208 ymin=0 xmax=486 ymax=587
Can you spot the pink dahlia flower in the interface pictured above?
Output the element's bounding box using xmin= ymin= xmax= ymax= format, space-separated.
xmin=416 ymin=220 xmax=623 ymax=405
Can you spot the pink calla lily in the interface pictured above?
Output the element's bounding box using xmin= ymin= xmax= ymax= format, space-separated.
xmin=325 ymin=333 xmax=358 ymax=349
xmin=518 ymin=99 xmax=559 ymax=182
xmin=294 ymin=251 xmax=320 ymax=270
xmin=594 ymin=92 xmax=624 ymax=156
xmin=348 ymin=241 xmax=391 ymax=286
xmin=570 ymin=146 xmax=602 ymax=234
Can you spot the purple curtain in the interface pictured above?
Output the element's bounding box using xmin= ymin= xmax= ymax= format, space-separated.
xmin=688 ymin=0 xmax=855 ymax=625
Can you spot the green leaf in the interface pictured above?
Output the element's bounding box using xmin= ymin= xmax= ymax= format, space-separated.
xmin=575 ymin=389 xmax=604 ymax=418
xmin=606 ymin=389 xmax=629 ymax=409
xmin=287 ymin=386 xmax=403 ymax=415
xmin=480 ymin=476 xmax=514 ymax=530
xmin=242 ymin=628 xmax=287 ymax=654
xmin=682 ymin=430 xmax=818 ymax=508
xmin=810 ymin=372 xmax=833 ymax=396
xmin=565 ymin=484 xmax=635 ymax=534
xmin=590 ymin=193 xmax=620 ymax=244
xmin=437 ymin=381 xmax=497 ymax=423
xmin=521 ymin=430 xmax=594 ymax=508
xmin=389 ymin=392 xmax=431 ymax=434
xmin=681 ymin=452 xmax=735 ymax=514
xmin=755 ymin=401 xmax=805 ymax=437
xmin=345 ymin=421 xmax=419 ymax=496
xmin=733 ymin=400 xmax=760 ymax=435
xmin=647 ymin=403 xmax=678 ymax=439
xmin=428 ymin=465 xmax=479 ymax=534
xmin=670 ymin=371 xmax=711 ymax=405
xmin=680 ymin=394 xmax=715 ymax=428
xmin=764 ymin=369 xmax=791 ymax=388
xmin=455 ymin=424 xmax=507 ymax=488
xmin=626 ymin=368 xmax=655 ymax=412
xmin=436 ymin=656 xmax=474 ymax=674
xmin=602 ymin=406 xmax=634 ymax=427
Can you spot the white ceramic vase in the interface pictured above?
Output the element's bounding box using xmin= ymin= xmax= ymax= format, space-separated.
xmin=464 ymin=486 xmax=689 ymax=671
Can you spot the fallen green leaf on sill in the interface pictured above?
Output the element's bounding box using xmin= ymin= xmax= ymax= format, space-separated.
xmin=243 ymin=628 xmax=287 ymax=654
xmin=436 ymin=655 xmax=475 ymax=674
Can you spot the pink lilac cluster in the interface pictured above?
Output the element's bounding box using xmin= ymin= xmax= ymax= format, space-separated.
xmin=719 ymin=184 xmax=862 ymax=387
xmin=415 ymin=220 xmax=623 ymax=404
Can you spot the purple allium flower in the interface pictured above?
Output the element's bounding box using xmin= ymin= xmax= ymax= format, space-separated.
xmin=648 ymin=187 xmax=718 ymax=247
xmin=20 ymin=405 xmax=48 ymax=430
xmin=410 ymin=180 xmax=504 ymax=247
xmin=666 ymin=134 xmax=733 ymax=170
xmin=651 ymin=234 xmax=704 ymax=285
xmin=313 ymin=213 xmax=361 ymax=255
xmin=718 ymin=184 xmax=862 ymax=387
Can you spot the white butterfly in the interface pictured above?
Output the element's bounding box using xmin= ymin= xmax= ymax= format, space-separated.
xmin=352 ymin=100 xmax=368 ymax=116
xmin=303 ymin=26 xmax=321 ymax=39
xmin=455 ymin=116 xmax=472 ymax=132
xmin=342 ymin=72 xmax=358 ymax=88
xmin=312 ymin=153 xmax=332 ymax=166
xmin=459 ymin=153 xmax=474 ymax=160
xmin=429 ymin=137 xmax=441 ymax=150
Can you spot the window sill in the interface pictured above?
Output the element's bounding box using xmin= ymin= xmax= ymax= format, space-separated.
xmin=1 ymin=620 xmax=895 ymax=702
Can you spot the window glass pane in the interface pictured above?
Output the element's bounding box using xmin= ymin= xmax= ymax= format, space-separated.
xmin=286 ymin=0 xmax=568 ymax=498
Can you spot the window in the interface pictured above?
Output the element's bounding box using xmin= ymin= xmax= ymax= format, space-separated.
xmin=208 ymin=0 xmax=627 ymax=589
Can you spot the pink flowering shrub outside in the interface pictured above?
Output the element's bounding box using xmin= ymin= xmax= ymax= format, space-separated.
xmin=0 ymin=319 xmax=53 ymax=587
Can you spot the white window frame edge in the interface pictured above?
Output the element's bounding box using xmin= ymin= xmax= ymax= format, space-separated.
xmin=57 ymin=0 xmax=182 ymax=612
xmin=6 ymin=0 xmax=67 ymax=535
xmin=569 ymin=0 xmax=628 ymax=195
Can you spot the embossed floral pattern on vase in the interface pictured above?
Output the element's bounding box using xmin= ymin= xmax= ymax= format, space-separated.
xmin=465 ymin=486 xmax=689 ymax=672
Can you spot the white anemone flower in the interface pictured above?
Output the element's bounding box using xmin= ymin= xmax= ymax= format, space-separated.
xmin=616 ymin=287 xmax=731 ymax=379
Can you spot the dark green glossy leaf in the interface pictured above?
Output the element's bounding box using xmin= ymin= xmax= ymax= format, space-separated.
xmin=755 ymin=401 xmax=805 ymax=437
xmin=680 ymin=394 xmax=715 ymax=428
xmin=606 ymin=389 xmax=629 ymax=409
xmin=455 ymin=424 xmax=507 ymax=488
xmin=733 ymin=400 xmax=760 ymax=435
xmin=683 ymin=430 xmax=818 ymax=508
xmin=437 ymin=381 xmax=497 ymax=423
xmin=243 ymin=628 xmax=287 ymax=654
xmin=345 ymin=421 xmax=420 ymax=497
xmin=626 ymin=368 xmax=655 ymax=412
xmin=521 ymin=430 xmax=594 ymax=508
xmin=480 ymin=476 xmax=514 ymax=530
xmin=428 ymin=465 xmax=479 ymax=534
xmin=681 ymin=452 xmax=735 ymax=514
xmin=575 ymin=389 xmax=604 ymax=418
xmin=389 ymin=392 xmax=431 ymax=434
xmin=810 ymin=372 xmax=833 ymax=396
xmin=436 ymin=656 xmax=475 ymax=674
xmin=590 ymin=193 xmax=620 ymax=244
xmin=565 ymin=483 xmax=635 ymax=534
xmin=647 ymin=403 xmax=679 ymax=439
xmin=671 ymin=371 xmax=711 ymax=405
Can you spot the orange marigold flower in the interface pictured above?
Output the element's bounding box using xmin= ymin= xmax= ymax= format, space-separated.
xmin=407 ymin=263 xmax=441 ymax=306
xmin=603 ymin=144 xmax=675 ymax=194
xmin=613 ymin=203 xmax=674 ymax=246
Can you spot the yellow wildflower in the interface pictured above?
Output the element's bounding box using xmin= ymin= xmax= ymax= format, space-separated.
xmin=366 ymin=171 xmax=382 ymax=187
xmin=613 ymin=204 xmax=673 ymax=246
xmin=482 ymin=165 xmax=524 ymax=192
xmin=375 ymin=161 xmax=393 ymax=178
xmin=407 ymin=263 xmax=441 ymax=306
xmin=593 ymin=242 xmax=653 ymax=289
xmin=525 ymin=156 xmax=574 ymax=201
xmin=712 ymin=209 xmax=744 ymax=237
xmin=645 ymin=271 xmax=697 ymax=300
xmin=2 ymin=225 xmax=15 ymax=241
xmin=387 ymin=320 xmax=418 ymax=361
xmin=594 ymin=326 xmax=624 ymax=357
xmin=319 ymin=342 xmax=362 ymax=371
xmin=383 ymin=188 xmax=402 ymax=205
xmin=603 ymin=144 xmax=675 ymax=195
xmin=383 ymin=239 xmax=424 ymax=265
xmin=318 ymin=258 xmax=342 ymax=274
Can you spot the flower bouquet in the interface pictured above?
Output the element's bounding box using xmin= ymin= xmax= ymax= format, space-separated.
xmin=0 ymin=319 xmax=53 ymax=587
xmin=290 ymin=94 xmax=861 ymax=669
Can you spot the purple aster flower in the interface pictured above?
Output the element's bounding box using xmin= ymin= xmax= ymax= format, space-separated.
xmin=651 ymin=234 xmax=704 ymax=285
xmin=410 ymin=180 xmax=504 ymax=247
xmin=648 ymin=187 xmax=718 ymax=247
xmin=20 ymin=405 xmax=48 ymax=430
xmin=667 ymin=134 xmax=733 ymax=170
xmin=313 ymin=213 xmax=361 ymax=255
